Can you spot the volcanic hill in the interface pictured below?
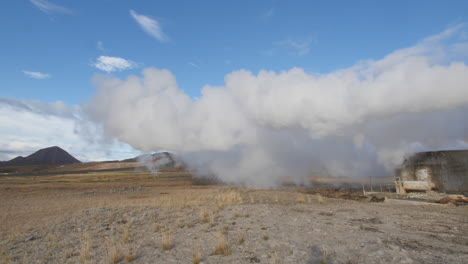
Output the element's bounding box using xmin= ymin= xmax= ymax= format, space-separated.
xmin=1 ymin=146 xmax=81 ymax=166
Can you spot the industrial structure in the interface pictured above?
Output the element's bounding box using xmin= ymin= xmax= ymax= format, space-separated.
xmin=395 ymin=150 xmax=468 ymax=194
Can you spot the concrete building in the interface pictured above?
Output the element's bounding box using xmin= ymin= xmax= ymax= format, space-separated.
xmin=396 ymin=150 xmax=468 ymax=194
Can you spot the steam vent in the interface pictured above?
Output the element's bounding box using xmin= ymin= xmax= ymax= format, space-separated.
xmin=396 ymin=150 xmax=468 ymax=194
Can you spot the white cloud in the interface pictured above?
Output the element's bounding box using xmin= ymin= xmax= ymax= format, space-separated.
xmin=0 ymin=99 xmax=139 ymax=162
xmin=30 ymin=0 xmax=72 ymax=15
xmin=130 ymin=10 xmax=169 ymax=42
xmin=86 ymin=24 xmax=468 ymax=187
xmin=22 ymin=71 xmax=51 ymax=79
xmin=92 ymin=56 xmax=137 ymax=73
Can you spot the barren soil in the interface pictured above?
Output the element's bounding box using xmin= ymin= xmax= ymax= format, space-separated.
xmin=0 ymin=172 xmax=467 ymax=264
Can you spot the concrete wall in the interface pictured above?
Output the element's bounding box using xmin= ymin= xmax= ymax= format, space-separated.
xmin=398 ymin=150 xmax=468 ymax=193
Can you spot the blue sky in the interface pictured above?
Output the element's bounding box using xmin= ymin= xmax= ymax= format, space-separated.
xmin=1 ymin=0 xmax=468 ymax=171
xmin=1 ymin=0 xmax=468 ymax=105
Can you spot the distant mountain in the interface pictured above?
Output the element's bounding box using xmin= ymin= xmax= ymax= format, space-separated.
xmin=1 ymin=146 xmax=81 ymax=166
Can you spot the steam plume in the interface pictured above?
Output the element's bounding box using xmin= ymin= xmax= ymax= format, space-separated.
xmin=85 ymin=25 xmax=468 ymax=187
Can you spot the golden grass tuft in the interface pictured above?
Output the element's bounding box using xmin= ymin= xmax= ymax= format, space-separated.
xmin=200 ymin=208 xmax=209 ymax=223
xmin=107 ymin=245 xmax=119 ymax=264
xmin=162 ymin=230 xmax=172 ymax=250
xmin=209 ymin=212 xmax=216 ymax=227
xmin=237 ymin=235 xmax=245 ymax=245
xmin=104 ymin=238 xmax=121 ymax=264
xmin=192 ymin=249 xmax=201 ymax=264
xmin=64 ymin=248 xmax=74 ymax=259
xmin=123 ymin=246 xmax=136 ymax=262
xmin=317 ymin=193 xmax=325 ymax=204
xmin=79 ymin=233 xmax=92 ymax=263
xmin=212 ymin=232 xmax=231 ymax=256
xmin=122 ymin=225 xmax=131 ymax=244
xmin=296 ymin=193 xmax=306 ymax=203
xmin=320 ymin=246 xmax=328 ymax=264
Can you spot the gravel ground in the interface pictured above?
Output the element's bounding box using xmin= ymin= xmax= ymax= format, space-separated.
xmin=1 ymin=188 xmax=467 ymax=264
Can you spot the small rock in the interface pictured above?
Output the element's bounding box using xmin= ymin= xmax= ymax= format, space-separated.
xmin=24 ymin=235 xmax=38 ymax=242
xmin=248 ymin=256 xmax=261 ymax=263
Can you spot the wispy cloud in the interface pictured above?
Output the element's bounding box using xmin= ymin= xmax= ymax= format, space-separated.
xmin=130 ymin=10 xmax=169 ymax=42
xmin=260 ymin=8 xmax=274 ymax=21
xmin=30 ymin=0 xmax=72 ymax=15
xmin=92 ymin=56 xmax=137 ymax=73
xmin=188 ymin=62 xmax=200 ymax=69
xmin=275 ymin=38 xmax=313 ymax=56
xmin=22 ymin=71 xmax=51 ymax=79
xmin=261 ymin=48 xmax=274 ymax=57
xmin=97 ymin=41 xmax=106 ymax=53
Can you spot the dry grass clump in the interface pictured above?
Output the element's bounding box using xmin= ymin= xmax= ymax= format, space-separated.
xmin=212 ymin=232 xmax=231 ymax=256
xmin=200 ymin=208 xmax=209 ymax=223
xmin=46 ymin=233 xmax=55 ymax=242
xmin=177 ymin=220 xmax=185 ymax=228
xmin=249 ymin=194 xmax=255 ymax=204
xmin=104 ymin=237 xmax=135 ymax=264
xmin=148 ymin=188 xmax=243 ymax=208
xmin=209 ymin=212 xmax=216 ymax=227
xmin=217 ymin=191 xmax=243 ymax=205
xmin=107 ymin=244 xmax=120 ymax=264
xmin=221 ymin=225 xmax=229 ymax=235
xmin=317 ymin=193 xmax=325 ymax=204
xmin=122 ymin=225 xmax=131 ymax=244
xmin=296 ymin=193 xmax=306 ymax=203
xmin=79 ymin=233 xmax=92 ymax=263
xmin=104 ymin=238 xmax=121 ymax=264
xmin=64 ymin=248 xmax=74 ymax=259
xmin=192 ymin=249 xmax=201 ymax=264
xmin=162 ymin=230 xmax=172 ymax=250
xmin=237 ymin=235 xmax=245 ymax=245
xmin=320 ymin=246 xmax=328 ymax=264
xmin=123 ymin=246 xmax=136 ymax=262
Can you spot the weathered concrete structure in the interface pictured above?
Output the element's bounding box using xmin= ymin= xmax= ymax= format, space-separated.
xmin=396 ymin=150 xmax=468 ymax=194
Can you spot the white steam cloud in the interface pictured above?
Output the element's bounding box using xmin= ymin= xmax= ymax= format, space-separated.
xmin=85 ymin=25 xmax=468 ymax=187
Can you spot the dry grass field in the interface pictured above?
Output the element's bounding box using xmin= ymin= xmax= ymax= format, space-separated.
xmin=0 ymin=170 xmax=467 ymax=264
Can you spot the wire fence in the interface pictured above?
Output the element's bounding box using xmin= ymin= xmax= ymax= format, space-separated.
xmin=362 ymin=175 xmax=397 ymax=194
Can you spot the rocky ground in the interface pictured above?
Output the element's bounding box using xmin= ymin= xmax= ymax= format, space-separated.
xmin=1 ymin=180 xmax=467 ymax=264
